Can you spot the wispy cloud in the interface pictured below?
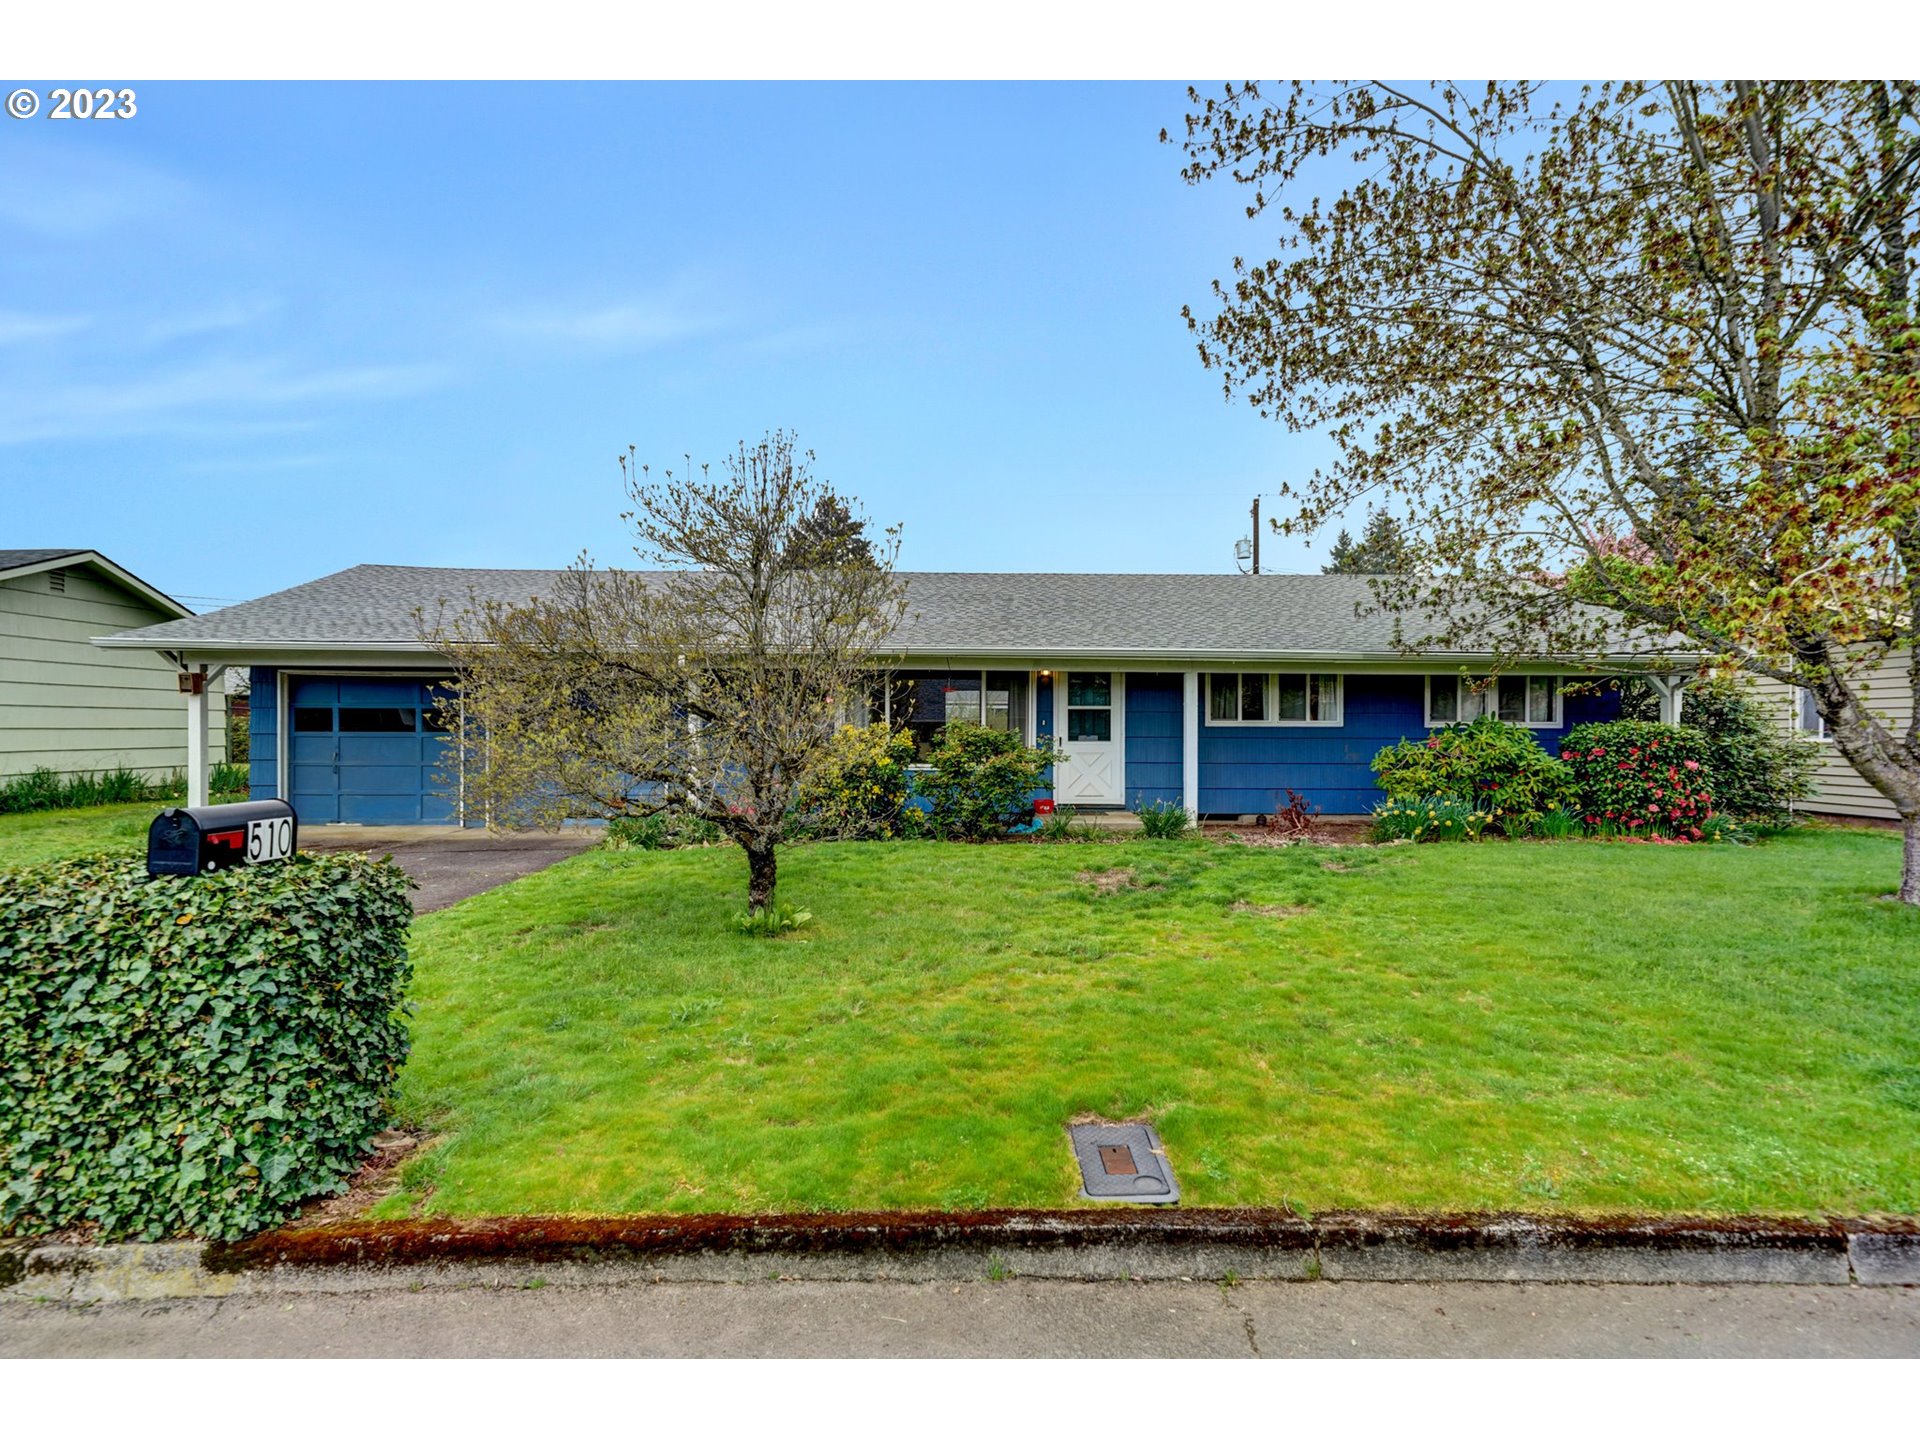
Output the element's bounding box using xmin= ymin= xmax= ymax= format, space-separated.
xmin=0 ymin=311 xmax=91 ymax=346
xmin=0 ymin=358 xmax=448 ymax=445
xmin=142 ymin=298 xmax=282 ymax=348
xmin=174 ymin=452 xmax=336 ymax=476
xmin=487 ymin=293 xmax=719 ymax=352
xmin=0 ymin=143 xmax=195 ymax=240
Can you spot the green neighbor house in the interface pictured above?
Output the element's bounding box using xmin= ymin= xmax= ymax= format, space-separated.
xmin=0 ymin=548 xmax=228 ymax=786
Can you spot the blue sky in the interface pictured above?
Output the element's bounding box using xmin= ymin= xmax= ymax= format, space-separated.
xmin=1 ymin=82 xmax=1348 ymax=609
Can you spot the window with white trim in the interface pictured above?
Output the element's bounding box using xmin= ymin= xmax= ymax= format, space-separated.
xmin=1206 ymin=672 xmax=1342 ymax=726
xmin=1794 ymin=688 xmax=1830 ymax=741
xmin=868 ymin=669 xmax=1030 ymax=760
xmin=1425 ymin=675 xmax=1561 ymax=728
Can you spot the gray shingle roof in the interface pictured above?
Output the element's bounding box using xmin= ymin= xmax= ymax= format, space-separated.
xmin=0 ymin=548 xmax=87 ymax=573
xmin=95 ymin=563 xmax=1655 ymax=660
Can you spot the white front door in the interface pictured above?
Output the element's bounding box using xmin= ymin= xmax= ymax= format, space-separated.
xmin=1053 ymin=671 xmax=1125 ymax=805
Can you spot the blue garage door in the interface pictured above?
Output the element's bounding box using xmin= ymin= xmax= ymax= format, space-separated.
xmin=289 ymin=678 xmax=458 ymax=824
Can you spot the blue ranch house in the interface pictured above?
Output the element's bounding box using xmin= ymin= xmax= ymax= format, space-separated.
xmin=97 ymin=567 xmax=1684 ymax=824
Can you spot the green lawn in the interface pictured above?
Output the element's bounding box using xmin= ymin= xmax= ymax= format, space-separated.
xmin=0 ymin=795 xmax=247 ymax=869
xmin=381 ymin=828 xmax=1920 ymax=1220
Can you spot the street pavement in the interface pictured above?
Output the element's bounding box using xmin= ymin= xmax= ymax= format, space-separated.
xmin=6 ymin=1278 xmax=1918 ymax=1358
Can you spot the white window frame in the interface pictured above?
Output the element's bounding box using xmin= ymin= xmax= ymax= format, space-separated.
xmin=1204 ymin=672 xmax=1343 ymax=727
xmin=1425 ymin=674 xmax=1562 ymax=729
xmin=875 ymin=669 xmax=1033 ymax=767
xmin=1794 ymin=688 xmax=1831 ymax=742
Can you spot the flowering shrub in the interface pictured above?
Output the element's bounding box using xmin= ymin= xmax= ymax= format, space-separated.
xmin=1560 ymin=721 xmax=1715 ymax=840
xmin=792 ymin=723 xmax=918 ymax=838
xmin=1371 ymin=794 xmax=1488 ymax=842
xmin=1371 ymin=715 xmax=1576 ymax=833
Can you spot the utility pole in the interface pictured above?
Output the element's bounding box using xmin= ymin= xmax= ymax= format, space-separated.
xmin=1250 ymin=496 xmax=1261 ymax=575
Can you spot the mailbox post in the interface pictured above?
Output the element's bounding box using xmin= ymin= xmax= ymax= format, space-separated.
xmin=147 ymin=800 xmax=299 ymax=878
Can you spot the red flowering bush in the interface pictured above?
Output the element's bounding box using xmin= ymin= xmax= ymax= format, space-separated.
xmin=1560 ymin=721 xmax=1715 ymax=841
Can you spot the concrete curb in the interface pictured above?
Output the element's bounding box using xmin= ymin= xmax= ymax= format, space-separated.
xmin=6 ymin=1210 xmax=1917 ymax=1303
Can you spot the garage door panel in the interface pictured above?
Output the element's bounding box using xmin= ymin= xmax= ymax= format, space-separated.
xmin=339 ymin=679 xmax=427 ymax=707
xmin=333 ymin=764 xmax=431 ymax=795
xmin=289 ymin=678 xmax=340 ymax=705
xmin=338 ymin=734 xmax=424 ymax=765
xmin=291 ymin=734 xmax=339 ymax=763
xmin=339 ymin=792 xmax=434 ymax=825
xmin=290 ymin=790 xmax=339 ymax=824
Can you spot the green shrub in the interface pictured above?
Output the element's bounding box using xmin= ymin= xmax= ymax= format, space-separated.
xmin=1525 ymin=806 xmax=1580 ymax=839
xmin=1134 ymin=799 xmax=1192 ymax=839
xmin=730 ymin=902 xmax=812 ymax=937
xmin=793 ymin=723 xmax=918 ymax=838
xmin=1560 ymin=720 xmax=1715 ymax=839
xmin=603 ymin=811 xmax=724 ymax=851
xmin=0 ymin=764 xmax=249 ymax=815
xmin=0 ymin=853 xmax=413 ymax=1241
xmin=1698 ymin=813 xmax=1752 ymax=844
xmin=915 ymin=722 xmax=1056 ymax=841
xmin=0 ymin=766 xmax=148 ymax=814
xmin=1371 ymin=794 xmax=1488 ymax=842
xmin=1371 ymin=715 xmax=1575 ymax=833
xmin=1033 ymin=806 xmax=1089 ymax=842
xmin=1677 ymin=678 xmax=1819 ymax=824
xmin=226 ymin=710 xmax=251 ymax=766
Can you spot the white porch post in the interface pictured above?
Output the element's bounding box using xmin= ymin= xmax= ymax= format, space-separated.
xmin=1182 ymin=671 xmax=1200 ymax=818
xmin=1647 ymin=674 xmax=1686 ymax=726
xmin=184 ymin=666 xmax=210 ymax=807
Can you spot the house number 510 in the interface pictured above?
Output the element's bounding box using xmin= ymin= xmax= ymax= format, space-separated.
xmin=247 ymin=817 xmax=293 ymax=864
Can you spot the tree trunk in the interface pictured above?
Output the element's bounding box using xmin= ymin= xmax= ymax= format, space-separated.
xmin=746 ymin=842 xmax=777 ymax=912
xmin=1903 ymin=815 xmax=1920 ymax=907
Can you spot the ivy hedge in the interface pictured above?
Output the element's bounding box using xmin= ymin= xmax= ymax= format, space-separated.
xmin=1 ymin=853 xmax=413 ymax=1241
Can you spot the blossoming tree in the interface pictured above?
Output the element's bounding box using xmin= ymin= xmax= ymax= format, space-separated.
xmin=1174 ymin=81 xmax=1920 ymax=901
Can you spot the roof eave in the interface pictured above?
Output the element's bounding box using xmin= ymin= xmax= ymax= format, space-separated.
xmin=88 ymin=635 xmax=1702 ymax=670
xmin=12 ymin=550 xmax=196 ymax=620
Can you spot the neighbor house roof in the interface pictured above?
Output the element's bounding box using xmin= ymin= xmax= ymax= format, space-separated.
xmin=3 ymin=548 xmax=195 ymax=619
xmin=94 ymin=563 xmax=1675 ymax=665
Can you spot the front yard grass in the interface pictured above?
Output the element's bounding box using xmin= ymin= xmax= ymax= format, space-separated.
xmin=383 ymin=827 xmax=1920 ymax=1220
xmin=0 ymin=801 xmax=219 ymax=869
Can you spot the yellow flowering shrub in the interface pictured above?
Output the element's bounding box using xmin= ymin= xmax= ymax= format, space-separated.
xmin=793 ymin=723 xmax=918 ymax=838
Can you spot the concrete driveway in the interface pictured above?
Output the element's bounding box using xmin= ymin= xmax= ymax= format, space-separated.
xmin=300 ymin=825 xmax=598 ymax=912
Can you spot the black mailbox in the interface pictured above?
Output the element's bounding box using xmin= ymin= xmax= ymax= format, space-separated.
xmin=147 ymin=800 xmax=299 ymax=878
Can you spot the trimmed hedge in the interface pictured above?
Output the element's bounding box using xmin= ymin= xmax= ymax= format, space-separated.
xmin=1 ymin=853 xmax=413 ymax=1241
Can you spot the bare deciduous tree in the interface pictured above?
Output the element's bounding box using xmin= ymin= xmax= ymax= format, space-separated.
xmin=426 ymin=431 xmax=905 ymax=911
xmin=1175 ymin=81 xmax=1920 ymax=900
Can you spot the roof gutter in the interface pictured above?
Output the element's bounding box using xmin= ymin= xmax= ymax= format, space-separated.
xmin=88 ymin=635 xmax=1705 ymax=669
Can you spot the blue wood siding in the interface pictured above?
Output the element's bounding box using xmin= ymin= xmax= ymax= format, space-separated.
xmin=1087 ymin=672 xmax=1624 ymax=817
xmin=1123 ymin=672 xmax=1183 ymax=808
xmin=247 ymin=665 xmax=277 ymax=801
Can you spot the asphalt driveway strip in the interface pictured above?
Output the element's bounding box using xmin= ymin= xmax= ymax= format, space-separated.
xmin=299 ymin=825 xmax=599 ymax=912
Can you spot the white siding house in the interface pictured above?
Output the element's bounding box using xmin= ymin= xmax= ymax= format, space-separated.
xmin=0 ymin=549 xmax=227 ymax=782
xmin=1751 ymin=649 xmax=1912 ymax=821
